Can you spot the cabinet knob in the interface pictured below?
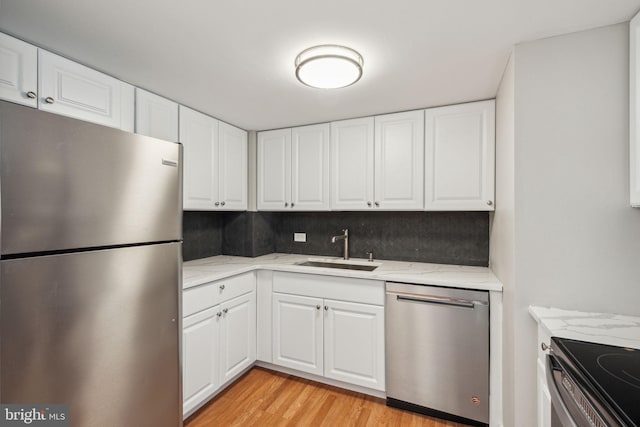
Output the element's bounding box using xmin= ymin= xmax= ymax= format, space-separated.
xmin=291 ymin=202 xmax=295 ymax=208
xmin=324 ymin=305 xmax=328 ymax=311
xmin=487 ymin=200 xmax=493 ymax=206
xmin=216 ymin=312 xmax=222 ymax=317
xmin=541 ymin=342 xmax=549 ymax=352
xmin=215 ymin=202 xmax=220 ymax=207
xmin=284 ymin=202 xmax=289 ymax=207
xmin=374 ymin=201 xmax=380 ymax=207
xmin=44 ymin=96 xmax=55 ymax=104
xmin=223 ymin=308 xmax=228 ymax=314
xmin=367 ymin=201 xmax=372 ymax=207
xmin=221 ymin=201 xmax=226 ymax=206
xmin=316 ymin=305 xmax=321 ymax=310
xmin=219 ymin=284 xmax=225 ymax=291
xmin=26 ymin=91 xmax=37 ymax=99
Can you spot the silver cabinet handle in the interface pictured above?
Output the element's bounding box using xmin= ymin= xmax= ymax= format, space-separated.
xmin=541 ymin=342 xmax=549 ymax=352
xmin=44 ymin=96 xmax=55 ymax=104
xmin=291 ymin=202 xmax=295 ymax=208
xmin=26 ymin=91 xmax=37 ymax=99
xmin=374 ymin=201 xmax=380 ymax=207
xmin=221 ymin=201 xmax=226 ymax=206
xmin=223 ymin=308 xmax=228 ymax=314
xmin=216 ymin=312 xmax=222 ymax=317
xmin=487 ymin=200 xmax=493 ymax=206
xmin=367 ymin=201 xmax=372 ymax=207
xmin=284 ymin=202 xmax=289 ymax=207
xmin=219 ymin=284 xmax=225 ymax=290
xmin=324 ymin=305 xmax=328 ymax=311
xmin=396 ymin=294 xmax=475 ymax=309
xmin=316 ymin=305 xmax=321 ymax=310
xmin=215 ymin=202 xmax=220 ymax=206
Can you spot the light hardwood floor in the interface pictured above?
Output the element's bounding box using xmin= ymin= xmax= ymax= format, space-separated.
xmin=185 ymin=367 xmax=469 ymax=427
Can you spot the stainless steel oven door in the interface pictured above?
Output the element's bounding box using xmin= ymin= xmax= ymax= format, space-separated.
xmin=546 ymin=354 xmax=621 ymax=427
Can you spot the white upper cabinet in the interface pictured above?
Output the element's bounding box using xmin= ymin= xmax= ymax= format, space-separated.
xmin=331 ymin=117 xmax=375 ymax=210
xmin=258 ymin=124 xmax=330 ymax=211
xmin=374 ymin=110 xmax=425 ymax=210
xmin=631 ymin=12 xmax=640 ymax=207
xmin=218 ymin=122 xmax=248 ymax=210
xmin=38 ymin=50 xmax=134 ymax=131
xmin=180 ymin=106 xmax=219 ymax=210
xmin=0 ymin=33 xmax=37 ymax=108
xmin=257 ymin=129 xmax=291 ymax=210
xmin=134 ymin=88 xmax=178 ymax=142
xmin=180 ymin=106 xmax=247 ymax=211
xmin=424 ymin=100 xmax=495 ymax=211
xmin=291 ymin=123 xmax=331 ymax=210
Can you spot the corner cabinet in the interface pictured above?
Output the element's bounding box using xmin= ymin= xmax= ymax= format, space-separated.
xmin=180 ymin=106 xmax=247 ymax=211
xmin=631 ymin=12 xmax=640 ymax=207
xmin=257 ymin=123 xmax=331 ymax=211
xmin=135 ymin=88 xmax=178 ymax=142
xmin=424 ymin=100 xmax=495 ymax=211
xmin=38 ymin=50 xmax=134 ymax=131
xmin=0 ymin=32 xmax=37 ymax=108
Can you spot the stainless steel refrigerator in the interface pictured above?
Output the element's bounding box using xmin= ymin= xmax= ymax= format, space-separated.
xmin=0 ymin=101 xmax=183 ymax=426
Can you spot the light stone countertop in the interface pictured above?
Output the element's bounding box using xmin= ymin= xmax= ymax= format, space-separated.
xmin=183 ymin=253 xmax=503 ymax=292
xmin=529 ymin=306 xmax=640 ymax=350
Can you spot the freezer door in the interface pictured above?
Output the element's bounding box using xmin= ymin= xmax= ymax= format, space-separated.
xmin=0 ymin=243 xmax=182 ymax=427
xmin=0 ymin=101 xmax=182 ymax=256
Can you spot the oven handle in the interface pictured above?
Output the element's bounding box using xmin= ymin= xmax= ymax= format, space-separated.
xmin=546 ymin=354 xmax=578 ymax=427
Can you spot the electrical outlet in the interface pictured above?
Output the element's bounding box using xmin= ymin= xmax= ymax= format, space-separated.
xmin=294 ymin=232 xmax=306 ymax=242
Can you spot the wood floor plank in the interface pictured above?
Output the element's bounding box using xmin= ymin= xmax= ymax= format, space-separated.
xmin=185 ymin=367 xmax=470 ymax=427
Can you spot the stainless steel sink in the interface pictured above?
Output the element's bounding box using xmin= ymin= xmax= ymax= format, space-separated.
xmin=296 ymin=260 xmax=379 ymax=271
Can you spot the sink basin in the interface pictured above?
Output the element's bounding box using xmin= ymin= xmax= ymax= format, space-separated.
xmin=296 ymin=259 xmax=380 ymax=272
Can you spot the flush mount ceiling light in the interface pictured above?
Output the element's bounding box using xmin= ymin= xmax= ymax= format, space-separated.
xmin=295 ymin=45 xmax=363 ymax=89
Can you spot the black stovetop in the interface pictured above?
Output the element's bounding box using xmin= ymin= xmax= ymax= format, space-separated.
xmin=553 ymin=337 xmax=640 ymax=426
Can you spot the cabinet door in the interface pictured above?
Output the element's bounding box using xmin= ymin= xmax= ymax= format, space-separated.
xmin=374 ymin=110 xmax=424 ymax=210
xmin=180 ymin=106 xmax=219 ymax=210
xmin=272 ymin=292 xmax=323 ymax=375
xmin=291 ymin=123 xmax=331 ymax=210
xmin=331 ymin=117 xmax=375 ymax=210
xmin=257 ymin=129 xmax=291 ymax=211
xmin=631 ymin=12 xmax=640 ymax=207
xmin=0 ymin=33 xmax=37 ymax=108
xmin=134 ymin=88 xmax=178 ymax=142
xmin=324 ymin=299 xmax=385 ymax=390
xmin=537 ymin=359 xmax=552 ymax=427
xmin=38 ymin=50 xmax=134 ymax=131
xmin=219 ymin=291 xmax=256 ymax=384
xmin=183 ymin=306 xmax=220 ymax=415
xmin=424 ymin=100 xmax=495 ymax=211
xmin=218 ymin=122 xmax=248 ymax=210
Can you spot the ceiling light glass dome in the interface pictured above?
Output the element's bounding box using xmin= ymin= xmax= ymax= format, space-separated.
xmin=295 ymin=45 xmax=363 ymax=89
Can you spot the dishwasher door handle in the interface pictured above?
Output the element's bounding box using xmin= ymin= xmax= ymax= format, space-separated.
xmin=395 ymin=294 xmax=476 ymax=309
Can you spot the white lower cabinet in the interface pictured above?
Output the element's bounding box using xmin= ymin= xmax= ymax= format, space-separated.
xmin=536 ymin=326 xmax=552 ymax=427
xmin=219 ymin=292 xmax=257 ymax=384
xmin=182 ymin=306 xmax=220 ymax=415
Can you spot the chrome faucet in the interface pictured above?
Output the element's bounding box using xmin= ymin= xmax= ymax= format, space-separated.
xmin=331 ymin=229 xmax=349 ymax=260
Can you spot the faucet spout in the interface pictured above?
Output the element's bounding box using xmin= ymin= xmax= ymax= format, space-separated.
xmin=330 ymin=229 xmax=349 ymax=260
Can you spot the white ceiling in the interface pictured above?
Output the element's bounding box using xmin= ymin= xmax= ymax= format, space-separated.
xmin=1 ymin=0 xmax=639 ymax=131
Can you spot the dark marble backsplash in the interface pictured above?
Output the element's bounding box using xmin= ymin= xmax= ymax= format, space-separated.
xmin=184 ymin=210 xmax=489 ymax=266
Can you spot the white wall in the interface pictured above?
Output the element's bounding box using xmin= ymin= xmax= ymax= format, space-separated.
xmin=493 ymin=22 xmax=640 ymax=426
xmin=490 ymin=51 xmax=515 ymax=427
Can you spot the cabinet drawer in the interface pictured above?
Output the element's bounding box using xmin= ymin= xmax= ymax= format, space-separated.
xmin=272 ymin=271 xmax=383 ymax=305
xmin=183 ymin=272 xmax=256 ymax=317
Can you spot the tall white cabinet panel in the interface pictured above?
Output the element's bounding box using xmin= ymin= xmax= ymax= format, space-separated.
xmin=180 ymin=105 xmax=219 ymax=210
xmin=272 ymin=293 xmax=323 ymax=376
xmin=324 ymin=299 xmax=385 ymax=391
xmin=424 ymin=100 xmax=495 ymax=211
xmin=0 ymin=33 xmax=37 ymax=108
xmin=219 ymin=292 xmax=256 ymax=384
xmin=631 ymin=12 xmax=640 ymax=207
xmin=374 ymin=110 xmax=425 ymax=210
xmin=331 ymin=117 xmax=375 ymax=210
xmin=291 ymin=123 xmax=331 ymax=210
xmin=38 ymin=50 xmax=134 ymax=131
xmin=134 ymin=88 xmax=178 ymax=141
xmin=258 ymin=129 xmax=292 ymax=210
xmin=182 ymin=307 xmax=220 ymax=415
xmin=218 ymin=122 xmax=248 ymax=210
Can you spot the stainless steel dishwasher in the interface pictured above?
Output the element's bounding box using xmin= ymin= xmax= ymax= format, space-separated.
xmin=385 ymin=282 xmax=490 ymax=427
